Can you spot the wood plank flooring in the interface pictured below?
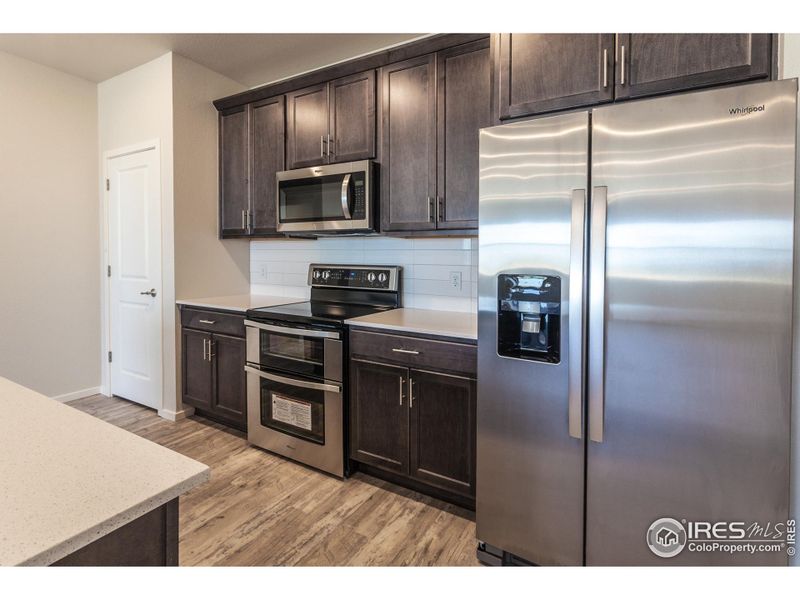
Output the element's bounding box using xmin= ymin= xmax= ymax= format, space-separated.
xmin=67 ymin=395 xmax=480 ymax=566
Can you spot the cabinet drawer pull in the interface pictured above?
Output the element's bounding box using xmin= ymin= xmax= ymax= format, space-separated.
xmin=399 ymin=376 xmax=404 ymax=406
xmin=392 ymin=348 xmax=420 ymax=355
xmin=198 ymin=319 xmax=216 ymax=325
xmin=409 ymin=377 xmax=415 ymax=408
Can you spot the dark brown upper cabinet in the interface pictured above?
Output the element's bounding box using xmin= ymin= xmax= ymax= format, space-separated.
xmin=219 ymin=97 xmax=285 ymax=238
xmin=286 ymin=83 xmax=329 ymax=169
xmin=249 ymin=96 xmax=285 ymax=236
xmin=286 ymin=71 xmax=376 ymax=169
xmin=380 ymin=40 xmax=490 ymax=233
xmin=615 ymin=34 xmax=772 ymax=99
xmin=494 ymin=34 xmax=615 ymax=121
xmin=436 ymin=39 xmax=491 ymax=230
xmin=219 ymin=106 xmax=249 ymax=236
xmin=380 ymin=54 xmax=438 ymax=232
xmin=329 ymin=70 xmax=376 ymax=163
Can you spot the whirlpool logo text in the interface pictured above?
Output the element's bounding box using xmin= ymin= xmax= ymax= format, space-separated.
xmin=729 ymin=104 xmax=765 ymax=116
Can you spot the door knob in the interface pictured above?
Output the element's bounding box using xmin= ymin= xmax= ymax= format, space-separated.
xmin=139 ymin=288 xmax=157 ymax=297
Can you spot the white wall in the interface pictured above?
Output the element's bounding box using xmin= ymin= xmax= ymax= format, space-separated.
xmin=98 ymin=53 xmax=176 ymax=415
xmin=0 ymin=51 xmax=100 ymax=400
xmin=780 ymin=33 xmax=800 ymax=565
xmin=251 ymin=237 xmax=478 ymax=312
xmin=171 ymin=53 xmax=249 ymax=413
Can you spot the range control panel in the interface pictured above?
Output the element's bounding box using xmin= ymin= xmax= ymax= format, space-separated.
xmin=308 ymin=265 xmax=400 ymax=291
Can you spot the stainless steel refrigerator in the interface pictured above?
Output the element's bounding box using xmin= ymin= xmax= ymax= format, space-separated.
xmin=476 ymin=79 xmax=798 ymax=566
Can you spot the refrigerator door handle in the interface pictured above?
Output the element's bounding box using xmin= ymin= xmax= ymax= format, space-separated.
xmin=568 ymin=188 xmax=586 ymax=439
xmin=588 ymin=185 xmax=608 ymax=443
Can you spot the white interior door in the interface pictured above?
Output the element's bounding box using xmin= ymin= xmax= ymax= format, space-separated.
xmin=108 ymin=148 xmax=162 ymax=409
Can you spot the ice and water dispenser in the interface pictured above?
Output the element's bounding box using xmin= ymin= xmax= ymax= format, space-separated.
xmin=497 ymin=274 xmax=561 ymax=363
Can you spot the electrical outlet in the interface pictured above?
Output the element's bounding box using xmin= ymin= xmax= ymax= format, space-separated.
xmin=449 ymin=271 xmax=462 ymax=290
xmin=260 ymin=265 xmax=268 ymax=279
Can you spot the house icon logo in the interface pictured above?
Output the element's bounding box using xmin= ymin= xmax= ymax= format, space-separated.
xmin=647 ymin=518 xmax=687 ymax=558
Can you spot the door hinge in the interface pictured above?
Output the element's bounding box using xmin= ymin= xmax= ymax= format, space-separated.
xmin=106 ymin=178 xmax=110 ymax=191
xmin=107 ymin=265 xmax=111 ymax=277
xmin=108 ymin=351 xmax=113 ymax=363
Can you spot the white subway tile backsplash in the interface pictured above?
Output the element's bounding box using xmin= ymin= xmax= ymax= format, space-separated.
xmin=250 ymin=236 xmax=477 ymax=313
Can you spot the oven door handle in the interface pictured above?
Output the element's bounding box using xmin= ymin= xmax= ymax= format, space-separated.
xmin=340 ymin=173 xmax=352 ymax=220
xmin=245 ymin=365 xmax=342 ymax=393
xmin=244 ymin=320 xmax=341 ymax=340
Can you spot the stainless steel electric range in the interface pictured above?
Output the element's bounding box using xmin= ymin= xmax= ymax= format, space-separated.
xmin=244 ymin=264 xmax=401 ymax=477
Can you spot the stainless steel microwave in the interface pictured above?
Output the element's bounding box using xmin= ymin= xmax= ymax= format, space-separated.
xmin=276 ymin=160 xmax=375 ymax=234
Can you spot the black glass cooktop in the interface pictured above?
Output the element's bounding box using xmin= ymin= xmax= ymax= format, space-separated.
xmin=247 ymin=301 xmax=394 ymax=327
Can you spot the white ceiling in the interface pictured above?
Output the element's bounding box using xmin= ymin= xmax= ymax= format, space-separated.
xmin=0 ymin=33 xmax=426 ymax=87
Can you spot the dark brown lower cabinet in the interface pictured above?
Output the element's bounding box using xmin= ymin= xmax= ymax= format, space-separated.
xmin=181 ymin=308 xmax=247 ymax=431
xmin=350 ymin=360 xmax=409 ymax=474
xmin=349 ymin=332 xmax=477 ymax=506
xmin=409 ymin=370 xmax=476 ymax=498
xmin=211 ymin=333 xmax=247 ymax=428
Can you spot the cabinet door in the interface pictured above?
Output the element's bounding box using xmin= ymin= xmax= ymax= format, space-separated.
xmin=349 ymin=359 xmax=409 ymax=474
xmin=379 ymin=54 xmax=437 ymax=232
xmin=182 ymin=329 xmax=213 ymax=411
xmin=409 ymin=370 xmax=476 ymax=497
xmin=329 ymin=70 xmax=376 ymax=163
xmin=211 ymin=333 xmax=247 ymax=430
xmin=616 ymin=34 xmax=772 ymax=99
xmin=219 ymin=106 xmax=249 ymax=236
xmin=249 ymin=96 xmax=285 ymax=236
xmin=495 ymin=34 xmax=615 ymax=120
xmin=436 ymin=39 xmax=491 ymax=230
xmin=286 ymin=83 xmax=329 ymax=169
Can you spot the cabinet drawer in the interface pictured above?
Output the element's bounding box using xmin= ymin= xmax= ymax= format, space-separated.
xmin=349 ymin=330 xmax=476 ymax=377
xmin=180 ymin=308 xmax=245 ymax=337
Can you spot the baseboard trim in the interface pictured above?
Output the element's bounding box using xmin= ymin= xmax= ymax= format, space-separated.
xmin=52 ymin=386 xmax=102 ymax=403
xmin=158 ymin=405 xmax=195 ymax=421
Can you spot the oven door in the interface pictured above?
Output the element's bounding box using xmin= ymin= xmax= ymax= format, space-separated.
xmin=276 ymin=161 xmax=371 ymax=233
xmin=245 ymin=366 xmax=344 ymax=477
xmin=245 ymin=320 xmax=342 ymax=381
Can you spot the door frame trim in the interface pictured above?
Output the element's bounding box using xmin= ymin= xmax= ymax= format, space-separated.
xmin=100 ymin=140 xmax=162 ymax=408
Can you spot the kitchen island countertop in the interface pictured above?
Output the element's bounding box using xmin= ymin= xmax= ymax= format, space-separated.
xmin=0 ymin=377 xmax=209 ymax=566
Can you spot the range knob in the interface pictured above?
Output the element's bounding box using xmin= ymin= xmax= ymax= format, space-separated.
xmin=378 ymin=272 xmax=388 ymax=283
xmin=322 ymin=270 xmax=331 ymax=281
xmin=313 ymin=270 xmax=321 ymax=280
xmin=366 ymin=272 xmax=376 ymax=283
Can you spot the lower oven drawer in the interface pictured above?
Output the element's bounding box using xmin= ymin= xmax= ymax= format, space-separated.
xmin=245 ymin=365 xmax=344 ymax=478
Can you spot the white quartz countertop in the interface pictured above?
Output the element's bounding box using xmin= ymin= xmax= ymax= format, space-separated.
xmin=345 ymin=308 xmax=477 ymax=341
xmin=176 ymin=294 xmax=302 ymax=312
xmin=0 ymin=377 xmax=210 ymax=566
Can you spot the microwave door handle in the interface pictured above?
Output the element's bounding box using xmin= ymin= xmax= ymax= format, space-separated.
xmin=244 ymin=365 xmax=341 ymax=393
xmin=340 ymin=173 xmax=352 ymax=220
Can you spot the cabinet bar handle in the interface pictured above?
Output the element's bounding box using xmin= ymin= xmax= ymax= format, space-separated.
xmin=208 ymin=340 xmax=214 ymax=362
xmin=320 ymin=135 xmax=326 ymax=158
xmin=602 ymin=48 xmax=608 ymax=88
xmin=198 ymin=319 xmax=216 ymax=325
xmin=399 ymin=376 xmax=404 ymax=406
xmin=427 ymin=197 xmax=434 ymax=222
xmin=241 ymin=209 xmax=246 ymax=230
xmin=202 ymin=338 xmax=208 ymax=361
xmin=409 ymin=377 xmax=414 ymax=408
xmin=620 ymin=44 xmax=626 ymax=86
xmin=327 ymin=133 xmax=333 ymax=157
xmin=392 ymin=348 xmax=420 ymax=355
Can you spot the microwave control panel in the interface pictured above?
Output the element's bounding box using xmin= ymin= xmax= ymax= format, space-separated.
xmin=352 ymin=175 xmax=366 ymax=219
